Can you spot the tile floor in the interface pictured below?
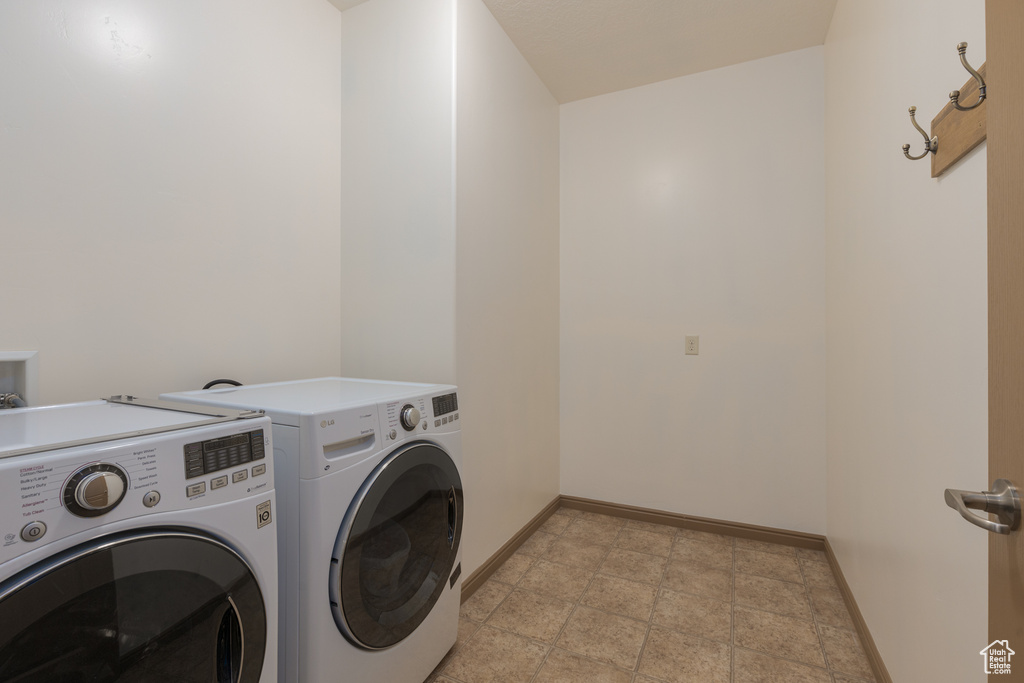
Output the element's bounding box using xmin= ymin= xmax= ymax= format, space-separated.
xmin=426 ymin=506 xmax=878 ymax=683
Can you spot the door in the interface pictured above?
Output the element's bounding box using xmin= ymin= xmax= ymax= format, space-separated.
xmin=987 ymin=0 xmax=1024 ymax=670
xmin=0 ymin=529 xmax=268 ymax=683
xmin=329 ymin=441 xmax=463 ymax=650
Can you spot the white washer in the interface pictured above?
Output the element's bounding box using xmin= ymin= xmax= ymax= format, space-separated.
xmin=0 ymin=396 xmax=278 ymax=683
xmin=162 ymin=378 xmax=464 ymax=683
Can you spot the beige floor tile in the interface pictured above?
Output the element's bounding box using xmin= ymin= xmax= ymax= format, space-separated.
xmin=676 ymin=528 xmax=734 ymax=546
xmin=735 ymin=548 xmax=803 ymax=583
xmin=733 ymin=606 xmax=826 ymax=669
xmin=533 ymin=648 xmax=633 ymax=683
xmin=555 ymin=605 xmax=647 ymax=670
xmin=461 ymin=580 xmax=513 ymax=622
xmin=538 ymin=513 xmax=572 ymax=535
xmin=614 ymin=527 xmax=674 ymax=557
xmin=820 ymin=624 xmax=875 ymax=680
xmin=671 ymin=537 xmax=734 ymax=570
xmin=457 ymin=616 xmax=481 ymax=648
xmin=486 ymin=589 xmax=574 ymax=643
xmin=734 ymin=537 xmax=798 ymax=556
xmin=733 ymin=647 xmax=831 ymax=682
xmin=734 ymin=573 xmax=812 ymax=620
xmin=809 ymin=587 xmax=856 ymax=630
xmin=662 ymin=558 xmax=732 ymax=601
xmin=454 ymin=513 xmax=876 ymax=683
xmin=638 ymin=626 xmax=730 ymax=683
xmin=581 ymin=574 xmax=658 ymax=622
xmin=651 ymin=587 xmax=731 ymax=643
xmin=543 ymin=537 xmax=610 ymax=571
xmin=429 ymin=639 xmax=463 ymax=681
xmin=442 ymin=625 xmax=549 ymax=683
xmin=625 ymin=518 xmax=678 ymax=536
xmin=800 ymin=558 xmax=840 ymax=590
xmin=832 ymin=674 xmax=877 ymax=683
xmin=428 ymin=617 xmax=479 ymax=680
xmin=562 ymin=518 xmax=622 ymax=545
xmin=490 ymin=553 xmax=536 ymax=586
xmin=599 ymin=547 xmax=668 ymax=585
xmin=574 ymin=510 xmax=628 ymax=526
xmin=517 ymin=530 xmax=559 ymax=557
xmin=426 ymin=645 xmax=456 ymax=681
xmin=795 ymin=547 xmax=829 ymax=564
xmin=518 ymin=559 xmax=595 ymax=603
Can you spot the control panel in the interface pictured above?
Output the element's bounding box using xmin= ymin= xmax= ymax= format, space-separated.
xmin=184 ymin=429 xmax=265 ymax=479
xmin=382 ymin=392 xmax=460 ymax=444
xmin=431 ymin=392 xmax=459 ymax=429
xmin=432 ymin=392 xmax=458 ymax=417
xmin=2 ymin=417 xmax=274 ymax=566
xmin=183 ymin=428 xmax=267 ymax=498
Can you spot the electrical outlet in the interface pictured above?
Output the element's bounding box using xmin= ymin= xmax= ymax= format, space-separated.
xmin=685 ymin=336 xmax=699 ymax=355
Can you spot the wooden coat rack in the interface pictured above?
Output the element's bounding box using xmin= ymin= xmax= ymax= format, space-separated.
xmin=903 ymin=43 xmax=987 ymax=178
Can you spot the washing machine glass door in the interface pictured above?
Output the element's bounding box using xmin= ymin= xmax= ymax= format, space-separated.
xmin=0 ymin=528 xmax=267 ymax=683
xmin=332 ymin=442 xmax=464 ymax=649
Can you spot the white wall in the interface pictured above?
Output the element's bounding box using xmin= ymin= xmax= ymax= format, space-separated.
xmin=0 ymin=0 xmax=343 ymax=403
xmin=824 ymin=1 xmax=988 ymax=680
xmin=338 ymin=0 xmax=457 ymax=384
xmin=338 ymin=0 xmax=561 ymax=576
xmin=455 ymin=0 xmax=561 ymax=574
xmin=560 ymin=48 xmax=827 ymax=534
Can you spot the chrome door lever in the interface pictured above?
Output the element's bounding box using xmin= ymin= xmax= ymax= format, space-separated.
xmin=944 ymin=479 xmax=1021 ymax=534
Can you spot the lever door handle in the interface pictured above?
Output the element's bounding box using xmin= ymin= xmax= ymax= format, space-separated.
xmin=944 ymin=479 xmax=1020 ymax=534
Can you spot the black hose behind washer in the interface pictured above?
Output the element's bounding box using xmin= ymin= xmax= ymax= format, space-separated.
xmin=202 ymin=379 xmax=243 ymax=390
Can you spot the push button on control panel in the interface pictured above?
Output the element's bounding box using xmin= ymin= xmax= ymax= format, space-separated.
xmin=142 ymin=491 xmax=161 ymax=508
xmin=186 ymin=482 xmax=206 ymax=497
xmin=211 ymin=476 xmax=229 ymax=490
xmin=232 ymin=469 xmax=248 ymax=484
xmin=252 ymin=464 xmax=266 ymax=477
xmin=20 ymin=521 xmax=46 ymax=543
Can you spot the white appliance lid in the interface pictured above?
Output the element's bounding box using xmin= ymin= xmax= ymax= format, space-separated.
xmin=0 ymin=400 xmax=232 ymax=457
xmin=162 ymin=377 xmax=455 ymax=420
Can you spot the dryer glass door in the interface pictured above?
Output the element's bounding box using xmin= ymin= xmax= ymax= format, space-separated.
xmin=0 ymin=529 xmax=267 ymax=683
xmin=332 ymin=442 xmax=464 ymax=649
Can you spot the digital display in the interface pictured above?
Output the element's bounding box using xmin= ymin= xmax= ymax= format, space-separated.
xmin=184 ymin=429 xmax=265 ymax=480
xmin=432 ymin=393 xmax=458 ymax=417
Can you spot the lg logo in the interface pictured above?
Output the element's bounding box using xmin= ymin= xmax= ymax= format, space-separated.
xmin=320 ymin=419 xmax=335 ymax=428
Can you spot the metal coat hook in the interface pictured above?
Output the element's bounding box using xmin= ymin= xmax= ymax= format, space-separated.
xmin=902 ymin=106 xmax=938 ymax=160
xmin=949 ymin=42 xmax=986 ymax=111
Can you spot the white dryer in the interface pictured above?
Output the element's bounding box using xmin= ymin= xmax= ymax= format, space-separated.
xmin=162 ymin=378 xmax=464 ymax=683
xmin=0 ymin=396 xmax=278 ymax=683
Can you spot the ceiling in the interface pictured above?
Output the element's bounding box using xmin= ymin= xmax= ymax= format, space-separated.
xmin=329 ymin=0 xmax=838 ymax=103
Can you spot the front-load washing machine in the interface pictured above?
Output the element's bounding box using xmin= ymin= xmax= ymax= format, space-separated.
xmin=162 ymin=378 xmax=464 ymax=683
xmin=0 ymin=396 xmax=278 ymax=683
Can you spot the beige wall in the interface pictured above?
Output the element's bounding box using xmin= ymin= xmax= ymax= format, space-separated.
xmin=338 ymin=0 xmax=457 ymax=384
xmin=560 ymin=48 xmax=828 ymax=534
xmin=0 ymin=0 xmax=343 ymax=403
xmin=338 ymin=0 xmax=561 ymax=576
xmin=824 ymin=0 xmax=988 ymax=680
xmin=455 ymin=0 xmax=561 ymax=574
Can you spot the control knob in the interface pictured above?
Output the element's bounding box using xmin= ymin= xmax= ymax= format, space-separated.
xmin=400 ymin=404 xmax=420 ymax=432
xmin=64 ymin=464 xmax=128 ymax=517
